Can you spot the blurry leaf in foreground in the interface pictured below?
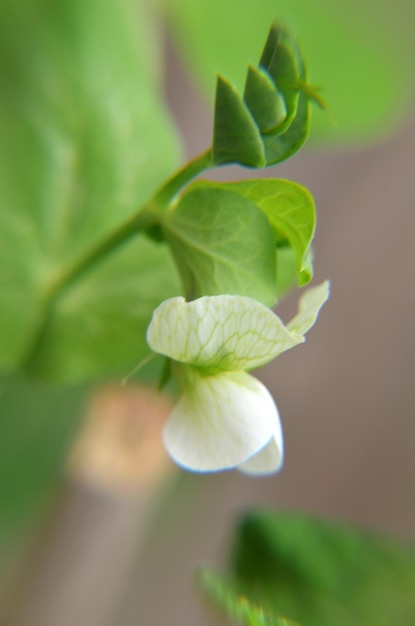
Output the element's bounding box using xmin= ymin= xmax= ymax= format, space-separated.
xmin=198 ymin=569 xmax=298 ymax=626
xmin=26 ymin=236 xmax=181 ymax=384
xmin=0 ymin=0 xmax=181 ymax=382
xmin=0 ymin=378 xmax=86 ymax=572
xmin=198 ymin=510 xmax=415 ymax=626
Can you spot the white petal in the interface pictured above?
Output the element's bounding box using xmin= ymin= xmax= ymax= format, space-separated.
xmin=287 ymin=280 xmax=330 ymax=335
xmin=147 ymin=295 xmax=296 ymax=371
xmin=147 ymin=282 xmax=329 ymax=371
xmin=238 ymin=421 xmax=284 ymax=476
xmin=163 ymin=371 xmax=277 ymax=472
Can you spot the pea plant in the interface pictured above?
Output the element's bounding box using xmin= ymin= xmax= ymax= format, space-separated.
xmin=1 ymin=1 xmax=414 ymax=625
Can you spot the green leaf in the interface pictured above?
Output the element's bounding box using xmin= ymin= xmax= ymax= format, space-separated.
xmin=166 ymin=0 xmax=414 ymax=145
xmin=213 ymin=76 xmax=265 ymax=167
xmin=162 ymin=183 xmax=277 ymax=305
xmin=203 ymin=510 xmax=415 ymax=626
xmin=186 ymin=179 xmax=315 ymax=289
xmin=225 ymin=179 xmax=315 ymax=286
xmin=198 ymin=569 xmax=299 ymax=626
xmin=25 ymin=236 xmax=181 ymax=384
xmin=0 ymin=0 xmax=181 ymax=381
xmin=274 ymin=248 xmax=298 ymax=298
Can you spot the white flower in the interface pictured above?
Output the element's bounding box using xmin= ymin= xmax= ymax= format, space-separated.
xmin=146 ymin=281 xmax=329 ymax=475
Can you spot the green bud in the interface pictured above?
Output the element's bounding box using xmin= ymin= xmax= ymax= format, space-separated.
xmin=212 ymin=24 xmax=317 ymax=168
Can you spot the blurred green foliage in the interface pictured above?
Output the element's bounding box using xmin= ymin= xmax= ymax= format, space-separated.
xmin=199 ymin=569 xmax=297 ymax=626
xmin=0 ymin=0 xmax=181 ymax=382
xmin=0 ymin=378 xmax=86 ymax=572
xmin=199 ymin=510 xmax=415 ymax=625
xmin=0 ymin=0 xmax=180 ymax=580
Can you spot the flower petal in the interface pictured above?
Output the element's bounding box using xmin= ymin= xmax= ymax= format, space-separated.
xmin=147 ymin=283 xmax=329 ymax=372
xmin=238 ymin=421 xmax=284 ymax=476
xmin=146 ymin=295 xmax=287 ymax=370
xmin=287 ymin=280 xmax=330 ymax=336
xmin=146 ymin=295 xmax=292 ymax=371
xmin=163 ymin=370 xmax=277 ymax=472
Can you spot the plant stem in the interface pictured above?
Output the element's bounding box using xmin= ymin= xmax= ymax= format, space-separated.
xmin=21 ymin=148 xmax=213 ymax=372
xmin=46 ymin=148 xmax=213 ymax=302
xmin=44 ymin=210 xmax=153 ymax=302
xmin=152 ymin=148 xmax=213 ymax=209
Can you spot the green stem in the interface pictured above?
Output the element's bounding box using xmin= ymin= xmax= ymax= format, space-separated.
xmin=21 ymin=148 xmax=213 ymax=371
xmin=152 ymin=148 xmax=213 ymax=209
xmin=45 ymin=148 xmax=213 ymax=302
xmin=44 ymin=209 xmax=154 ymax=303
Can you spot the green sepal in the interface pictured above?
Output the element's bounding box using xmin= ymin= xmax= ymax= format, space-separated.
xmin=162 ymin=183 xmax=277 ymax=305
xmin=244 ymin=66 xmax=287 ymax=134
xmin=212 ymin=75 xmax=265 ymax=167
xmin=158 ymin=357 xmax=172 ymax=391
